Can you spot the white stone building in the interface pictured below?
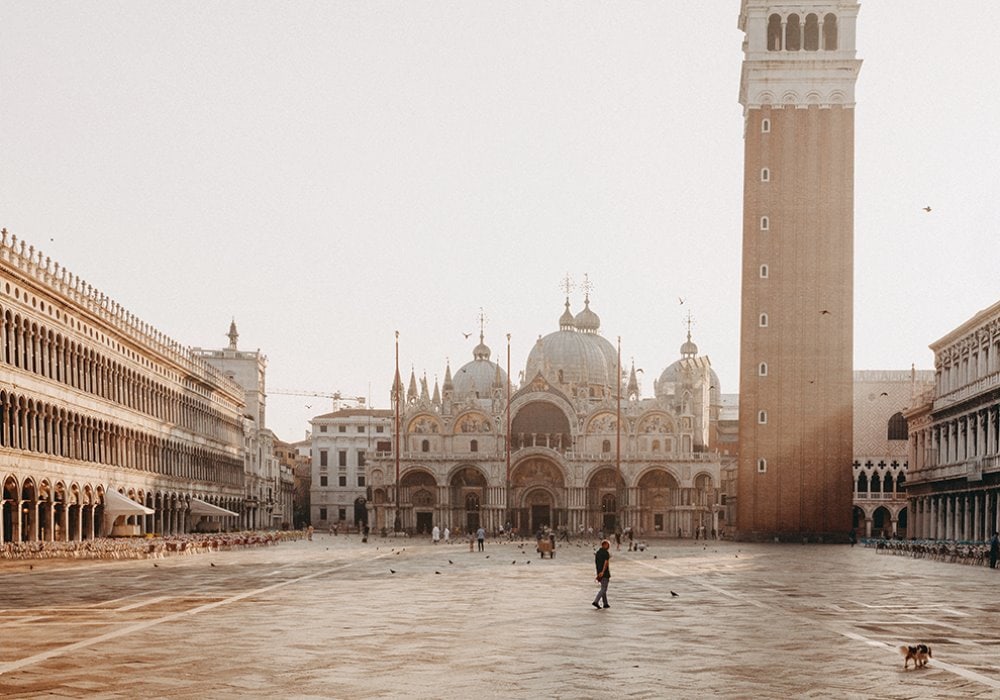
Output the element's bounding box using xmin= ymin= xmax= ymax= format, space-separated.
xmin=309 ymin=407 xmax=392 ymax=530
xmin=193 ymin=321 xmax=290 ymax=529
xmin=0 ymin=229 xmax=245 ymax=541
xmin=905 ymin=300 xmax=1000 ymax=541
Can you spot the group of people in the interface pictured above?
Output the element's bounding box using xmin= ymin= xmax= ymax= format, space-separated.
xmin=0 ymin=530 xmax=300 ymax=562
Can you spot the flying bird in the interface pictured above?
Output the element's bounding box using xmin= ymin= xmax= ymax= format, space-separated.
xmin=923 ymin=206 xmax=932 ymax=212
xmin=390 ymin=569 xmax=396 ymax=574
xmin=820 ymin=310 xmax=830 ymax=315
xmin=463 ymin=332 xmax=472 ymax=339
xmin=670 ymin=591 xmax=679 ymax=597
xmin=879 ymin=392 xmax=889 ymax=397
xmin=678 ymin=297 xmax=686 ymax=305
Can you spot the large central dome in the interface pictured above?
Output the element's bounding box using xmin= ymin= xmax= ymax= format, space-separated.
xmin=524 ymin=297 xmax=618 ymax=393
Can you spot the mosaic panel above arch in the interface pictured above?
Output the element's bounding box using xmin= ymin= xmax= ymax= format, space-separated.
xmin=587 ymin=467 xmax=623 ymax=489
xmin=638 ymin=413 xmax=674 ymax=434
xmin=450 ymin=465 xmax=487 ymax=487
xmin=511 ymin=458 xmax=565 ymax=488
xmin=638 ymin=468 xmax=680 ymax=490
xmin=455 ymin=412 xmax=492 ymax=434
xmin=407 ymin=415 xmax=441 ymax=434
xmin=586 ymin=412 xmax=618 ymax=434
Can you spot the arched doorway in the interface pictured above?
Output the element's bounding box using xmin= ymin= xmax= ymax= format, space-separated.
xmin=510 ymin=457 xmax=566 ymax=534
xmin=450 ymin=466 xmax=487 ymax=533
xmin=524 ymin=488 xmax=554 ymax=534
xmin=401 ymin=470 xmax=436 ymax=534
xmin=587 ymin=467 xmax=624 ymax=533
xmin=353 ymin=497 xmax=368 ymax=527
xmin=637 ymin=469 xmax=680 ymax=536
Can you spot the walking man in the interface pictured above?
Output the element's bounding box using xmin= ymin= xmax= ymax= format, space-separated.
xmin=476 ymin=526 xmax=486 ymax=552
xmin=990 ymin=531 xmax=999 ymax=569
xmin=592 ymin=539 xmax=611 ymax=609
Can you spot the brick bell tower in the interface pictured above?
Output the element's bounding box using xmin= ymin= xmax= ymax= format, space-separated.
xmin=735 ymin=2 xmax=862 ymax=541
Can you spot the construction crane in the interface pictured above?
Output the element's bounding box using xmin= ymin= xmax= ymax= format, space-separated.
xmin=269 ymin=390 xmax=366 ymax=410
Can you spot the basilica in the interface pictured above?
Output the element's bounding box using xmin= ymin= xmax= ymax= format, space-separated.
xmin=366 ymin=295 xmax=735 ymax=538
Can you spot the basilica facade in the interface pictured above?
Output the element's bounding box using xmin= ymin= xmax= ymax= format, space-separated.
xmin=367 ymin=296 xmax=734 ymax=538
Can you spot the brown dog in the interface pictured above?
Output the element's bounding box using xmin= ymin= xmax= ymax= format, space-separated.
xmin=899 ymin=644 xmax=932 ymax=669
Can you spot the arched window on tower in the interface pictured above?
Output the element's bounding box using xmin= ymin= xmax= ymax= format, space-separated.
xmin=760 ymin=216 xmax=770 ymax=231
xmin=767 ymin=14 xmax=782 ymax=51
xmin=759 ymin=313 xmax=769 ymax=327
xmin=761 ymin=118 xmax=771 ymax=133
xmin=761 ymin=168 xmax=770 ymax=182
xmin=785 ymin=14 xmax=801 ymax=51
xmin=757 ymin=458 xmax=767 ymax=473
xmin=823 ymin=13 xmax=838 ymax=50
xmin=759 ymin=264 xmax=769 ymax=279
xmin=804 ymin=14 xmax=820 ymax=51
xmin=758 ymin=362 xmax=768 ymax=377
xmin=887 ymin=412 xmax=908 ymax=441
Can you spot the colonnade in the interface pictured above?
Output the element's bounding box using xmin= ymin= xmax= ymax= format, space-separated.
xmin=911 ymin=405 xmax=1000 ymax=470
xmin=910 ymin=490 xmax=1000 ymax=542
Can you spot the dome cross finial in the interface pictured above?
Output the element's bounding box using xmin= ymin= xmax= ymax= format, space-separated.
xmin=581 ymin=273 xmax=593 ymax=304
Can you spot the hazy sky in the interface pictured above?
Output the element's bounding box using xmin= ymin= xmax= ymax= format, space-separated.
xmin=2 ymin=2 xmax=997 ymax=443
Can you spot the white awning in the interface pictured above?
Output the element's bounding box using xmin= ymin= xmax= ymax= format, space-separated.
xmin=189 ymin=497 xmax=239 ymax=517
xmin=103 ymin=489 xmax=155 ymax=516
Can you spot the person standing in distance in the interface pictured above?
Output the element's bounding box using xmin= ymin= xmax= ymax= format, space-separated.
xmin=476 ymin=526 xmax=486 ymax=552
xmin=592 ymin=539 xmax=611 ymax=609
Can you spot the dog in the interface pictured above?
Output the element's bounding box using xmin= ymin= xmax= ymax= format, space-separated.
xmin=899 ymin=644 xmax=932 ymax=669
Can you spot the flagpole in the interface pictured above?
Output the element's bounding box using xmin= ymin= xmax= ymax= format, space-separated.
xmin=394 ymin=330 xmax=401 ymax=533
xmin=505 ymin=333 xmax=512 ymax=530
xmin=616 ymin=335 xmax=623 ymax=531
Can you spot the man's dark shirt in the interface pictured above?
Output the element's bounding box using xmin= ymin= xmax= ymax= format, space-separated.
xmin=595 ymin=547 xmax=610 ymax=579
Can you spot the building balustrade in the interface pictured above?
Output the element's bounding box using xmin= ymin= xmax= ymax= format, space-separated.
xmin=934 ymin=369 xmax=1000 ymax=411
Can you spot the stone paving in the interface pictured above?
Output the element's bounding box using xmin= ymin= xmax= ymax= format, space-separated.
xmin=0 ymin=534 xmax=999 ymax=699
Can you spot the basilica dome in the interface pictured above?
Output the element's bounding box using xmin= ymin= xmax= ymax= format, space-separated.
xmin=655 ymin=332 xmax=720 ymax=403
xmin=524 ymin=298 xmax=618 ymax=391
xmin=452 ymin=334 xmax=507 ymax=399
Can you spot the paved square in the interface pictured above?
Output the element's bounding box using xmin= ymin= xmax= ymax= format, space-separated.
xmin=1 ymin=536 xmax=998 ymax=698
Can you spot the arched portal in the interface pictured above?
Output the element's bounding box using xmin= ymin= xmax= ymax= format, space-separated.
xmin=511 ymin=457 xmax=566 ymax=534
xmin=587 ymin=467 xmax=624 ymax=533
xmin=450 ymin=466 xmax=486 ymax=533
xmin=637 ymin=469 xmax=681 ymax=537
xmin=511 ymin=402 xmax=571 ymax=452
xmin=401 ymin=470 xmax=436 ymax=534
xmin=2 ymin=476 xmax=18 ymax=542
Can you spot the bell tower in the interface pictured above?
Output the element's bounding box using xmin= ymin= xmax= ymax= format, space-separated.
xmin=735 ymin=2 xmax=862 ymax=540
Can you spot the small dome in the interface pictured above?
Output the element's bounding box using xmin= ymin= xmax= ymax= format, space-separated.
xmin=453 ymin=334 xmax=507 ymax=398
xmin=574 ymin=298 xmax=600 ymax=333
xmin=559 ymin=300 xmax=575 ymax=330
xmin=680 ymin=338 xmax=698 ymax=356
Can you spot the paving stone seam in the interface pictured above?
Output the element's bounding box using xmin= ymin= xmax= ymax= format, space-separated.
xmin=0 ymin=552 xmax=391 ymax=677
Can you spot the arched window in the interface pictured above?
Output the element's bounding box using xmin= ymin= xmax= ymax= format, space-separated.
xmin=804 ymin=14 xmax=819 ymax=51
xmin=757 ymin=458 xmax=767 ymax=473
xmin=767 ymin=14 xmax=782 ymax=51
xmin=761 ymin=168 xmax=770 ymax=182
xmin=785 ymin=14 xmax=801 ymax=51
xmin=602 ymin=439 xmax=611 ymax=453
xmin=758 ymin=410 xmax=767 ymax=424
xmin=761 ymin=118 xmax=770 ymax=133
xmin=823 ymin=13 xmax=838 ymax=50
xmin=758 ymin=362 xmax=768 ymax=377
xmin=760 ymin=216 xmax=770 ymax=231
xmin=759 ymin=264 xmax=769 ymax=278
xmin=887 ymin=412 xmax=908 ymax=440
xmin=870 ymin=473 xmax=881 ymax=493
xmin=759 ymin=313 xmax=769 ymax=327
xmin=470 ymin=439 xmax=478 ymax=453
xmin=421 ymin=439 xmax=430 ymax=453
xmin=856 ymin=472 xmax=868 ymax=493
